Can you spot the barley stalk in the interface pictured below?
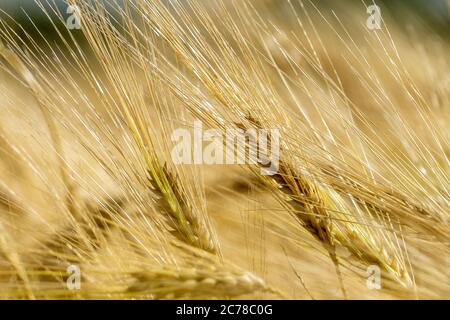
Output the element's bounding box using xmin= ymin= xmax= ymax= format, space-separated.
xmin=127 ymin=242 xmax=275 ymax=299
xmin=0 ymin=41 xmax=78 ymax=220
xmin=0 ymin=0 xmax=447 ymax=300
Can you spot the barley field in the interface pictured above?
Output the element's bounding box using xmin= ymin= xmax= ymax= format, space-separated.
xmin=0 ymin=0 xmax=448 ymax=300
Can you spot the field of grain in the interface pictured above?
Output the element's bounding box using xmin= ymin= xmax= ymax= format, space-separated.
xmin=0 ymin=0 xmax=448 ymax=299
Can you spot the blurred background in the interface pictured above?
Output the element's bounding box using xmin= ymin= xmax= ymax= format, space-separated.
xmin=0 ymin=0 xmax=448 ymax=300
xmin=1 ymin=0 xmax=449 ymax=41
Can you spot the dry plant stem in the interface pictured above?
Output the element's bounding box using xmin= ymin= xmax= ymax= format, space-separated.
xmin=0 ymin=186 xmax=24 ymax=216
xmin=283 ymin=246 xmax=315 ymax=300
xmin=0 ymin=221 xmax=34 ymax=299
xmin=0 ymin=128 xmax=24 ymax=176
xmin=0 ymin=43 xmax=77 ymax=219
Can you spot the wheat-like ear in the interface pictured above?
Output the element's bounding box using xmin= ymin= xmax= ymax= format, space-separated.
xmin=144 ymin=160 xmax=215 ymax=252
xmin=235 ymin=117 xmax=412 ymax=286
xmin=124 ymin=0 xmax=427 ymax=291
xmin=97 ymin=0 xmax=411 ymax=289
xmin=128 ymin=266 xmax=268 ymax=299
xmin=128 ymin=262 xmax=267 ymax=299
xmin=1 ymin=12 xmax=220 ymax=255
xmin=62 ymin=2 xmax=220 ymax=253
xmin=148 ymin=164 xmax=217 ymax=254
xmin=0 ymin=0 xmax=447 ymax=300
xmin=126 ymin=241 xmax=281 ymax=299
